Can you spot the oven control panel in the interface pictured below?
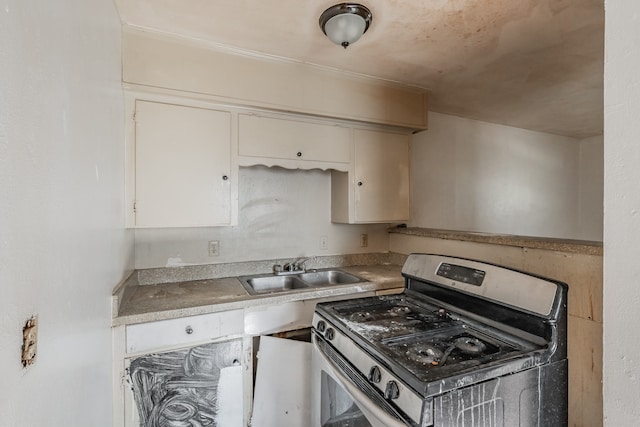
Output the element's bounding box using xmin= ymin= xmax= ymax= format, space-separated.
xmin=436 ymin=263 xmax=486 ymax=286
xmin=404 ymin=254 xmax=560 ymax=316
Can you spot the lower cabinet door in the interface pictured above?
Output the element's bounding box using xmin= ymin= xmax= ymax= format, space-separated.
xmin=125 ymin=339 xmax=243 ymax=427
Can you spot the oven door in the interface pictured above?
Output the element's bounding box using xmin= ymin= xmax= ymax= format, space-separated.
xmin=311 ymin=333 xmax=409 ymax=427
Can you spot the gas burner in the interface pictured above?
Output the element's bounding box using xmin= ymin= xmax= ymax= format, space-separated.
xmin=348 ymin=311 xmax=375 ymax=322
xmin=454 ymin=336 xmax=487 ymax=355
xmin=440 ymin=336 xmax=489 ymax=366
xmin=405 ymin=345 xmax=444 ymax=365
xmin=388 ymin=306 xmax=412 ymax=316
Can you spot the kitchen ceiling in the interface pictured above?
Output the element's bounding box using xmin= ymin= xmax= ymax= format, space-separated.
xmin=114 ymin=0 xmax=604 ymax=139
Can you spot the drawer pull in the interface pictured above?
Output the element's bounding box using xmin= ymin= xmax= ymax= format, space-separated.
xmin=185 ymin=326 xmax=194 ymax=335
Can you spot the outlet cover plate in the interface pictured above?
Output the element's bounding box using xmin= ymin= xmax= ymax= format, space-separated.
xmin=208 ymin=240 xmax=220 ymax=257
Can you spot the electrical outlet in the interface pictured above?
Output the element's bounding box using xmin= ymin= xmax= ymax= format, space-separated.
xmin=360 ymin=234 xmax=368 ymax=248
xmin=320 ymin=236 xmax=328 ymax=250
xmin=208 ymin=240 xmax=220 ymax=257
xmin=22 ymin=315 xmax=38 ymax=368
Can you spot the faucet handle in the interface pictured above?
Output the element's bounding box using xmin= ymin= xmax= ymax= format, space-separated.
xmin=295 ymin=256 xmax=316 ymax=271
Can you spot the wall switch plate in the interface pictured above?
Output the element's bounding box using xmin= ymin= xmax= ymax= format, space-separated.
xmin=320 ymin=236 xmax=328 ymax=250
xmin=360 ymin=234 xmax=368 ymax=248
xmin=22 ymin=315 xmax=38 ymax=368
xmin=208 ymin=240 xmax=220 ymax=257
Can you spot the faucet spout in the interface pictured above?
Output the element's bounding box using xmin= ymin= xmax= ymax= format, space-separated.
xmin=294 ymin=256 xmax=316 ymax=271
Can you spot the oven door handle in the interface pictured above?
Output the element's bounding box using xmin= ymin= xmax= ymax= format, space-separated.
xmin=314 ymin=339 xmax=408 ymax=427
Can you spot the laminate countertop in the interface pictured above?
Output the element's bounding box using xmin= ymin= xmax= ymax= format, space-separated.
xmin=113 ymin=262 xmax=405 ymax=326
xmin=389 ymin=227 xmax=602 ymax=255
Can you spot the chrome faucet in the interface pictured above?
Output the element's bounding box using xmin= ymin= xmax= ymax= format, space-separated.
xmin=276 ymin=256 xmax=316 ymax=275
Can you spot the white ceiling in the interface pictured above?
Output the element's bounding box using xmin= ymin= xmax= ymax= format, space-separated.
xmin=114 ymin=0 xmax=604 ymax=139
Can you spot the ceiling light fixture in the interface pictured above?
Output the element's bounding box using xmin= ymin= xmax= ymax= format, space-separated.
xmin=319 ymin=3 xmax=372 ymax=49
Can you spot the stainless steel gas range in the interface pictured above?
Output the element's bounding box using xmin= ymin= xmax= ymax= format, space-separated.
xmin=311 ymin=253 xmax=568 ymax=427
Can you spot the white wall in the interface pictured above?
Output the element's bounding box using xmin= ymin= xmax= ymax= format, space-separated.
xmin=0 ymin=1 xmax=132 ymax=426
xmin=135 ymin=166 xmax=390 ymax=269
xmin=410 ymin=112 xmax=589 ymax=239
xmin=603 ymin=1 xmax=640 ymax=425
xmin=578 ymin=135 xmax=604 ymax=241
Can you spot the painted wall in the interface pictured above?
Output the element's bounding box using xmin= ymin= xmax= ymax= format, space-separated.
xmin=0 ymin=1 xmax=132 ymax=426
xmin=578 ymin=135 xmax=604 ymax=241
xmin=135 ymin=166 xmax=390 ymax=269
xmin=410 ymin=112 xmax=603 ymax=240
xmin=603 ymin=1 xmax=640 ymax=425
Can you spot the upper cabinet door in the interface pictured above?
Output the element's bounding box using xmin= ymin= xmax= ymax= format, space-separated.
xmin=238 ymin=114 xmax=351 ymax=168
xmin=134 ymin=101 xmax=233 ymax=227
xmin=353 ymin=129 xmax=410 ymax=223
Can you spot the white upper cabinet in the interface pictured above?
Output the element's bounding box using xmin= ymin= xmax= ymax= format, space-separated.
xmin=238 ymin=114 xmax=351 ymax=170
xmin=132 ymin=100 xmax=235 ymax=227
xmin=332 ymin=129 xmax=410 ymax=224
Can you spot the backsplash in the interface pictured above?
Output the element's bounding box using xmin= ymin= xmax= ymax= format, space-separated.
xmin=134 ymin=166 xmax=392 ymax=269
xmin=136 ymin=252 xmax=404 ymax=285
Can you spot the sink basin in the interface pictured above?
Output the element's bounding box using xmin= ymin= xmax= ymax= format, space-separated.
xmin=243 ymin=275 xmax=309 ymax=294
xmin=298 ymin=270 xmax=362 ymax=286
xmin=239 ymin=268 xmax=366 ymax=295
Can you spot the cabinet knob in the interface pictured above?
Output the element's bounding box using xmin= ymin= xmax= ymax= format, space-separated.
xmin=222 ymin=175 xmax=229 ymax=181
xmin=296 ymin=151 xmax=302 ymax=157
xmin=185 ymin=326 xmax=193 ymax=335
xmin=357 ymin=181 xmax=363 ymax=186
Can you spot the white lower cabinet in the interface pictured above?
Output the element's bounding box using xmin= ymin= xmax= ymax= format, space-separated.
xmin=114 ymin=310 xmax=248 ymax=427
xmin=125 ymin=339 xmax=244 ymax=427
xmin=114 ymin=295 xmax=381 ymax=426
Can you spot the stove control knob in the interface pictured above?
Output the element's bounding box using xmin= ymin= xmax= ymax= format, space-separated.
xmin=317 ymin=320 xmax=326 ymax=333
xmin=325 ymin=328 xmax=335 ymax=340
xmin=368 ymin=366 xmax=382 ymax=384
xmin=384 ymin=381 xmax=400 ymax=400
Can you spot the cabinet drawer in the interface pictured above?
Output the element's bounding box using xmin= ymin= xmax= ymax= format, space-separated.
xmin=125 ymin=310 xmax=243 ymax=354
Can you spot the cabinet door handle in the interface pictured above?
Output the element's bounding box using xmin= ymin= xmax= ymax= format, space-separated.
xmin=222 ymin=175 xmax=229 ymax=181
xmin=185 ymin=326 xmax=194 ymax=335
xmin=357 ymin=181 xmax=363 ymax=186
xmin=296 ymin=151 xmax=302 ymax=157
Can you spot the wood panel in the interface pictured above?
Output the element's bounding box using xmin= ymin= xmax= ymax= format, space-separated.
xmin=568 ymin=315 xmax=603 ymax=427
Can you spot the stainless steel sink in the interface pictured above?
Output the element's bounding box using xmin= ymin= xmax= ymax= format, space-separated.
xmin=298 ymin=270 xmax=362 ymax=286
xmin=242 ymin=275 xmax=309 ymax=294
xmin=239 ymin=269 xmax=365 ymax=295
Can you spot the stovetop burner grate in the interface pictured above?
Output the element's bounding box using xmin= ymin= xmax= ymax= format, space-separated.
xmin=380 ymin=325 xmax=507 ymax=381
xmin=324 ymin=294 xmax=541 ymax=385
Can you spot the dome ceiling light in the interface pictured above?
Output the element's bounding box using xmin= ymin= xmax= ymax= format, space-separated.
xmin=319 ymin=3 xmax=372 ymax=49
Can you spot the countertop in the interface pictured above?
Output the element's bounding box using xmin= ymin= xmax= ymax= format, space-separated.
xmin=113 ymin=263 xmax=405 ymax=326
xmin=388 ymin=227 xmax=603 ymax=256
